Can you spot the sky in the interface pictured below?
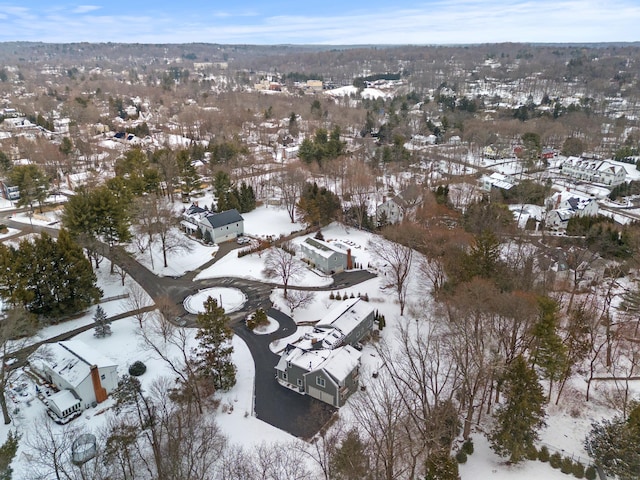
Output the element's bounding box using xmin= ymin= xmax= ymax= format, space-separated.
xmin=0 ymin=1 xmax=639 ymax=45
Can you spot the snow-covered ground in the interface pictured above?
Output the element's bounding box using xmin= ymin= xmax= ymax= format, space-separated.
xmin=183 ymin=287 xmax=247 ymax=314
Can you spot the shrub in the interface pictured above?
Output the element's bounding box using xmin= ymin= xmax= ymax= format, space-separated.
xmin=455 ymin=450 xmax=468 ymax=464
xmin=329 ymin=292 xmax=335 ymax=300
xmin=461 ymin=438 xmax=474 ymax=455
xmin=572 ymin=462 xmax=585 ymax=478
xmin=584 ymin=466 xmax=596 ymax=480
xmin=525 ymin=445 xmax=538 ymax=461
xmin=538 ymin=446 xmax=550 ymax=462
xmin=561 ymin=457 xmax=574 ymax=474
xmin=128 ymin=361 xmax=147 ymax=376
xmin=0 ymin=224 xmax=7 ymax=233
xmin=550 ymin=452 xmax=562 ymax=469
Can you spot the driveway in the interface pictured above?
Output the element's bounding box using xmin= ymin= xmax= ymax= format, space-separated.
xmin=233 ymin=308 xmax=336 ymax=439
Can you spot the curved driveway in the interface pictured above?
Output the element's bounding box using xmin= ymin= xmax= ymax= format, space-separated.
xmin=2 ymin=216 xmax=374 ymax=438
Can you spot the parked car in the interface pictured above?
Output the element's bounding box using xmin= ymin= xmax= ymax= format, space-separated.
xmin=236 ymin=236 xmax=251 ymax=245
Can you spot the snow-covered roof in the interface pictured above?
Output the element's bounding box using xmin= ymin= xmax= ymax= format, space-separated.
xmin=302 ymin=237 xmax=349 ymax=259
xmin=33 ymin=340 xmax=117 ymax=389
xmin=48 ymin=390 xmax=81 ymax=416
xmin=318 ymin=345 xmax=361 ymax=383
xmin=277 ymin=344 xmax=361 ymax=383
xmin=316 ymin=297 xmax=373 ymax=338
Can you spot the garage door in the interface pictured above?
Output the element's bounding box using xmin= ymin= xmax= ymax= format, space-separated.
xmin=308 ymin=386 xmax=334 ymax=405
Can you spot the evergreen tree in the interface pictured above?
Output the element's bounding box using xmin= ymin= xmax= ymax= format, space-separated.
xmin=239 ymin=182 xmax=256 ymax=213
xmin=9 ymin=164 xmax=50 ymax=213
xmin=425 ymin=450 xmax=460 ymax=480
xmin=0 ymin=230 xmax=101 ymax=318
xmin=177 ymin=150 xmax=201 ymax=200
xmin=531 ymin=296 xmax=568 ymax=396
xmin=93 ymin=305 xmax=111 ymax=337
xmin=203 ymin=229 xmax=213 ymax=244
xmin=0 ymin=430 xmax=19 ymax=480
xmin=331 ymin=429 xmax=369 ymax=480
xmin=585 ymin=403 xmax=640 ymax=480
xmin=194 ymin=297 xmax=236 ymax=391
xmin=296 ymin=182 xmax=341 ymax=227
xmin=490 ymin=355 xmax=546 ymax=463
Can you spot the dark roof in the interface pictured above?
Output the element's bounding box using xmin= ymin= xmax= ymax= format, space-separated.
xmin=567 ymin=197 xmax=579 ymax=209
xmin=186 ymin=203 xmax=206 ymax=215
xmin=114 ymin=132 xmax=126 ymax=139
xmin=204 ymin=209 xmax=243 ymax=228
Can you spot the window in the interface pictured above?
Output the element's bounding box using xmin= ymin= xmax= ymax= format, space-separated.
xmin=316 ymin=376 xmax=326 ymax=388
xmin=297 ymin=379 xmax=303 ymax=387
xmin=101 ymin=374 xmax=105 ymax=380
xmin=282 ymin=372 xmax=288 ymax=381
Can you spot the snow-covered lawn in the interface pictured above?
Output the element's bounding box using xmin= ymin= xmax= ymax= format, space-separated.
xmin=242 ymin=204 xmax=305 ymax=238
xmin=252 ymin=316 xmax=279 ymax=335
xmin=183 ymin=287 xmax=247 ymax=314
xmin=194 ymin=247 xmax=333 ymax=287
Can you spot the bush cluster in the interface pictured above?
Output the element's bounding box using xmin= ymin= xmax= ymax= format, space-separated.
xmin=128 ymin=361 xmax=147 ymax=376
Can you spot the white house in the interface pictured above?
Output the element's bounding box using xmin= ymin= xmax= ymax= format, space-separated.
xmin=480 ymin=172 xmax=515 ymax=192
xmin=545 ymin=190 xmax=599 ymax=230
xmin=561 ymin=157 xmax=627 ymax=186
xmin=182 ymin=204 xmax=244 ymax=243
xmin=31 ymin=340 xmax=118 ymax=420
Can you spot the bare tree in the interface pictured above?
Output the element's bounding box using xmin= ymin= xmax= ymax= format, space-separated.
xmin=351 ymin=372 xmax=415 ymax=480
xmin=263 ymin=242 xmax=306 ymax=299
xmin=123 ymin=283 xmax=154 ymax=328
xmin=369 ymin=231 xmax=414 ymax=315
xmin=284 ymin=289 xmax=315 ymax=315
xmin=376 ymin=319 xmax=460 ymax=460
xmin=25 ymin=415 xmax=110 ymax=480
xmin=137 ymin=313 xmax=206 ymax=413
xmin=277 ymin=162 xmax=307 ymax=223
xmin=134 ymin=194 xmax=191 ymax=269
xmin=0 ymin=307 xmax=37 ymax=424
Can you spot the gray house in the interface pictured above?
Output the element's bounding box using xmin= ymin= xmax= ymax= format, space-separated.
xmin=274 ymin=297 xmax=373 ymax=407
xmin=181 ymin=204 xmax=244 ymax=243
xmin=275 ymin=344 xmax=361 ymax=407
xmin=300 ymin=237 xmax=353 ymax=274
xmin=199 ymin=209 xmax=244 ymax=243
xmin=314 ymin=297 xmax=374 ymax=348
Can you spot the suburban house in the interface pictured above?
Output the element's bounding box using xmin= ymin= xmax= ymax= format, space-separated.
xmin=300 ymin=237 xmax=353 ymax=274
xmin=275 ymin=344 xmax=362 ymax=407
xmin=375 ymin=184 xmax=423 ymax=226
xmin=480 ymin=172 xmax=515 ymax=192
xmin=545 ymin=190 xmax=599 ymax=230
xmin=561 ymin=157 xmax=627 ymax=186
xmin=274 ymin=297 xmax=373 ymax=407
xmin=313 ymin=297 xmax=375 ymax=348
xmin=181 ymin=204 xmax=244 ymax=243
xmin=30 ymin=340 xmax=118 ymax=421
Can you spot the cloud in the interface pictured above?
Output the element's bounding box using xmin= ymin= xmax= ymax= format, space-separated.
xmin=72 ymin=5 xmax=102 ymax=14
xmin=0 ymin=0 xmax=638 ymax=44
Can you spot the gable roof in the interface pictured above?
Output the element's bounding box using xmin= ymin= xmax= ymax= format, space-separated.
xmin=302 ymin=237 xmax=348 ymax=259
xmin=202 ymin=209 xmax=243 ymax=228
xmin=33 ymin=340 xmax=117 ymax=389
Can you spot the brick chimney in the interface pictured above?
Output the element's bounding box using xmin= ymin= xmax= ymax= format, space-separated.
xmin=346 ymin=249 xmax=353 ymax=270
xmin=90 ymin=365 xmax=108 ymax=404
